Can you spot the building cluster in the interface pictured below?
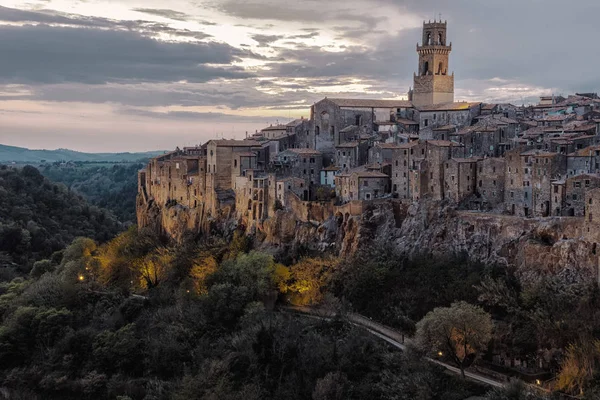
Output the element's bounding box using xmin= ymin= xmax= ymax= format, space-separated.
xmin=139 ymin=20 xmax=600 ymax=224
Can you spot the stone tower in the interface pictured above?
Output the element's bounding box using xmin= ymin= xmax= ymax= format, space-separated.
xmin=411 ymin=20 xmax=454 ymax=107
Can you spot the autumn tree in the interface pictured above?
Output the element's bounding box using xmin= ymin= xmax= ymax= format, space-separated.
xmin=556 ymin=339 xmax=600 ymax=396
xmin=416 ymin=301 xmax=493 ymax=379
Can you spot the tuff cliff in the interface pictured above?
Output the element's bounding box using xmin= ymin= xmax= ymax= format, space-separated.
xmin=137 ymin=194 xmax=598 ymax=282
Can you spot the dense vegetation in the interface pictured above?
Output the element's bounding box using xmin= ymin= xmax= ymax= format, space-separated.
xmin=0 ymin=165 xmax=122 ymax=277
xmin=0 ymin=230 xmax=488 ymax=399
xmin=40 ymin=162 xmax=143 ymax=224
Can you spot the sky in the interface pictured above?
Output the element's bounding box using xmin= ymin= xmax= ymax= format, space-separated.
xmin=0 ymin=0 xmax=598 ymax=152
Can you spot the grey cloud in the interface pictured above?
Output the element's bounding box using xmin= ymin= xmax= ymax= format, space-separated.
xmin=0 ymin=6 xmax=214 ymax=42
xmin=132 ymin=8 xmax=192 ymax=21
xmin=0 ymin=24 xmax=258 ymax=85
xmin=251 ymin=34 xmax=282 ymax=46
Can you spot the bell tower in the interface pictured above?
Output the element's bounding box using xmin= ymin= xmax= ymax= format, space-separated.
xmin=411 ymin=20 xmax=454 ymax=107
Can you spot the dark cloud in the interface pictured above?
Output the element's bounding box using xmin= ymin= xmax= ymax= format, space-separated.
xmin=0 ymin=6 xmax=214 ymax=42
xmin=0 ymin=24 xmax=255 ymax=84
xmin=132 ymin=8 xmax=192 ymax=21
xmin=251 ymin=34 xmax=282 ymax=47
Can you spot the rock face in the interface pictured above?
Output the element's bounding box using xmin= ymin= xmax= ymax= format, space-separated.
xmin=137 ymin=196 xmax=598 ymax=283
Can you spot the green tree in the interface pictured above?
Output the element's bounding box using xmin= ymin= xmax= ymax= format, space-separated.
xmin=416 ymin=301 xmax=493 ymax=379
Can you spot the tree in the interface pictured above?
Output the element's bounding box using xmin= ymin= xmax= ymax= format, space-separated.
xmin=416 ymin=301 xmax=493 ymax=379
xmin=556 ymin=339 xmax=600 ymax=396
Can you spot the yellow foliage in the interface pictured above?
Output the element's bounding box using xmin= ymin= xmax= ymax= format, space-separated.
xmin=286 ymin=258 xmax=338 ymax=306
xmin=134 ymin=248 xmax=172 ymax=289
xmin=556 ymin=340 xmax=600 ymax=396
xmin=190 ymin=254 xmax=218 ymax=295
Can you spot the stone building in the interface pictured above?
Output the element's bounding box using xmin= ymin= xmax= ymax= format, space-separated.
xmin=260 ymin=124 xmax=287 ymax=139
xmin=335 ymin=141 xmax=369 ymax=170
xmin=275 ymin=148 xmax=323 ymax=185
xmin=562 ymin=174 xmax=600 ymax=216
xmin=410 ymin=20 xmax=454 ymax=107
xmin=567 ymin=145 xmax=600 ymax=176
xmin=276 ymin=177 xmax=306 ymax=205
xmin=444 ymin=158 xmax=478 ymax=203
xmin=391 ymin=141 xmax=425 ymax=199
xmin=476 ymin=157 xmax=506 ymax=209
xmin=287 ymin=117 xmax=312 ymax=149
xmin=424 ymin=140 xmax=464 ymax=200
xmin=414 ymin=102 xmax=482 ymax=138
xmin=525 ymin=150 xmax=567 ymax=217
xmin=205 ymin=140 xmax=262 ymax=213
xmin=311 ymin=98 xmax=413 ymax=157
xmin=335 ymin=171 xmax=390 ymax=202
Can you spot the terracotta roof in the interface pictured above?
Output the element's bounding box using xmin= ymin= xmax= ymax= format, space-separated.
xmin=352 ymin=171 xmax=390 ymax=178
xmin=208 ymin=140 xmax=261 ymax=147
xmin=567 ymin=146 xmax=600 ymax=157
xmin=418 ymin=102 xmax=481 ymax=111
xmin=520 ymin=150 xmax=558 ymax=157
xmin=433 ymin=124 xmax=457 ymax=131
xmin=261 ymin=125 xmax=287 ymax=131
xmin=287 ymin=148 xmax=322 ymax=155
xmin=427 ymin=140 xmax=462 ymax=147
xmin=396 ymin=118 xmax=419 ymax=125
xmin=286 ymin=119 xmax=306 ymax=127
xmin=397 ymin=141 xmax=421 ymax=149
xmin=326 ymin=98 xmax=413 ymax=108
xmin=376 ymin=143 xmax=402 ymax=149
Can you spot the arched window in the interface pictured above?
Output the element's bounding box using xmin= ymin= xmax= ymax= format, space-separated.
xmin=438 ymin=33 xmax=443 ymax=45
xmin=422 ymin=61 xmax=429 ymax=76
xmin=426 ymin=32 xmax=431 ymax=45
xmin=438 ymin=62 xmax=443 ymax=75
xmin=315 ymin=126 xmax=320 ymax=135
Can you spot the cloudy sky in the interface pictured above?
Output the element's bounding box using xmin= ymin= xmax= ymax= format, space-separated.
xmin=0 ymin=0 xmax=598 ymax=152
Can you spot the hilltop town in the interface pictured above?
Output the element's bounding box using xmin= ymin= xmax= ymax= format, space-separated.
xmin=137 ymin=20 xmax=600 ymax=254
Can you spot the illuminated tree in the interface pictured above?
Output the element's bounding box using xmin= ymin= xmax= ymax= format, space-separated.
xmin=556 ymin=339 xmax=600 ymax=396
xmin=133 ymin=249 xmax=172 ymax=289
xmin=189 ymin=253 xmax=218 ymax=295
xmin=415 ymin=301 xmax=493 ymax=379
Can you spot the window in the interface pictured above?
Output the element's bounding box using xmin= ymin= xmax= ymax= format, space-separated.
xmin=586 ymin=180 xmax=591 ymax=187
xmin=424 ymin=119 xmax=429 ymax=127
xmin=574 ymin=182 xmax=581 ymax=188
xmin=234 ymin=159 xmax=237 ymax=167
xmin=364 ymin=180 xmax=369 ymax=187
xmin=310 ymin=157 xmax=315 ymax=163
xmin=573 ymin=194 xmax=578 ymax=200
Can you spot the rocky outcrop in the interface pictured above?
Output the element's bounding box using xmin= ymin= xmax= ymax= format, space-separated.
xmin=138 ymin=195 xmax=598 ymax=283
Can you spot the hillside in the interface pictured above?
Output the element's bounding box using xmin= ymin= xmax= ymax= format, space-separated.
xmin=0 ymin=144 xmax=165 ymax=163
xmin=41 ymin=163 xmax=144 ymax=224
xmin=0 ymin=165 xmax=123 ymax=276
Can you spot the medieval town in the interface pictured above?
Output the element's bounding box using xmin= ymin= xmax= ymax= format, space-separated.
xmin=138 ymin=20 xmax=600 ymax=231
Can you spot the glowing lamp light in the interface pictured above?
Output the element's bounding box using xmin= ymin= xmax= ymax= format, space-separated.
xmin=78 ymin=275 xmax=85 ymax=282
xmin=438 ymin=351 xmax=443 ymax=357
xmin=536 ymin=379 xmax=541 ymax=386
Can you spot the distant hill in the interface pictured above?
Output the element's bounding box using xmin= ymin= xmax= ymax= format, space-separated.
xmin=0 ymin=144 xmax=166 ymax=163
